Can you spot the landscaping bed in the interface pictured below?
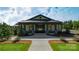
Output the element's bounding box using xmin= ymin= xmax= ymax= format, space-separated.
xmin=0 ymin=40 xmax=32 ymax=51
xmin=49 ymin=40 xmax=79 ymax=51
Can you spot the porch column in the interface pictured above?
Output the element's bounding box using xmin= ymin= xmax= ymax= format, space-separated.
xmin=20 ymin=24 xmax=22 ymax=30
xmin=57 ymin=24 xmax=59 ymax=31
xmin=59 ymin=24 xmax=61 ymax=31
xmin=57 ymin=24 xmax=60 ymax=31
xmin=60 ymin=24 xmax=62 ymax=31
xmin=25 ymin=24 xmax=29 ymax=31
xmin=34 ymin=24 xmax=35 ymax=32
xmin=58 ymin=24 xmax=62 ymax=31
xmin=20 ymin=24 xmax=22 ymax=36
xmin=24 ymin=24 xmax=26 ymax=30
xmin=45 ymin=24 xmax=47 ymax=32
xmin=54 ymin=24 xmax=57 ymax=31
xmin=51 ymin=24 xmax=54 ymax=31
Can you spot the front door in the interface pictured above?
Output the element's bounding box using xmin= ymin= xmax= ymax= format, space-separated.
xmin=35 ymin=24 xmax=45 ymax=33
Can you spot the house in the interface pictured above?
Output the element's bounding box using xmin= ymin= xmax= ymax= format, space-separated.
xmin=16 ymin=14 xmax=63 ymax=36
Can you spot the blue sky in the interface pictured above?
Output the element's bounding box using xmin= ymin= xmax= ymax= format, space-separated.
xmin=0 ymin=7 xmax=79 ymax=25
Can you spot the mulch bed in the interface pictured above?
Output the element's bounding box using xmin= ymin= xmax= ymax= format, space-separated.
xmin=48 ymin=40 xmax=77 ymax=44
xmin=0 ymin=40 xmax=32 ymax=44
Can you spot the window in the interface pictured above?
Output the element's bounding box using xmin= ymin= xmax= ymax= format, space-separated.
xmin=26 ymin=25 xmax=29 ymax=31
xmin=56 ymin=24 xmax=61 ymax=31
xmin=48 ymin=24 xmax=52 ymax=31
xmin=25 ymin=24 xmax=33 ymax=31
xmin=29 ymin=24 xmax=33 ymax=30
xmin=22 ymin=24 xmax=24 ymax=29
xmin=52 ymin=25 xmax=54 ymax=31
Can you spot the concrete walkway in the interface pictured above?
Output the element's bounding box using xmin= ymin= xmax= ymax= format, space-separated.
xmin=29 ymin=40 xmax=52 ymax=51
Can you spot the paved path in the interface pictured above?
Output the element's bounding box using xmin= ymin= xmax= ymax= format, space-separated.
xmin=29 ymin=40 xmax=52 ymax=51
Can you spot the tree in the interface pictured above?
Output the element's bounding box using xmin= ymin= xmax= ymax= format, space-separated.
xmin=0 ymin=23 xmax=13 ymax=41
xmin=63 ymin=20 xmax=79 ymax=30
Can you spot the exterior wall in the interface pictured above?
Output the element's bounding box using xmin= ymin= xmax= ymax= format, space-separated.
xmin=18 ymin=23 xmax=62 ymax=36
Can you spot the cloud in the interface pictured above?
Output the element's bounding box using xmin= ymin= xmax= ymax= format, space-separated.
xmin=0 ymin=7 xmax=32 ymax=25
xmin=0 ymin=7 xmax=79 ymax=25
xmin=32 ymin=7 xmax=50 ymax=15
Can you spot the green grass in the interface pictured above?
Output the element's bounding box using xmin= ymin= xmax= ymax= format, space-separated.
xmin=0 ymin=43 xmax=31 ymax=51
xmin=50 ymin=43 xmax=79 ymax=51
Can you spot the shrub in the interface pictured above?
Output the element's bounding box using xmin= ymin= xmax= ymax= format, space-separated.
xmin=60 ymin=36 xmax=68 ymax=43
xmin=12 ymin=37 xmax=20 ymax=43
xmin=74 ymin=35 xmax=79 ymax=42
xmin=0 ymin=23 xmax=13 ymax=41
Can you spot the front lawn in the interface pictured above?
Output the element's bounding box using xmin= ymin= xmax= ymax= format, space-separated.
xmin=50 ymin=43 xmax=79 ymax=51
xmin=0 ymin=43 xmax=31 ymax=51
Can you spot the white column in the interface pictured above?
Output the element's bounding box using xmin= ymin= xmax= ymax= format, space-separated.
xmin=45 ymin=24 xmax=46 ymax=32
xmin=52 ymin=24 xmax=54 ymax=31
xmin=34 ymin=24 xmax=35 ymax=32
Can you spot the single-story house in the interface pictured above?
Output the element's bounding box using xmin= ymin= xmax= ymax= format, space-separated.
xmin=15 ymin=14 xmax=63 ymax=36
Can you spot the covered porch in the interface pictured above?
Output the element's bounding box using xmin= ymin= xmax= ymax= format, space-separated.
xmin=17 ymin=22 xmax=62 ymax=36
xmin=15 ymin=14 xmax=63 ymax=36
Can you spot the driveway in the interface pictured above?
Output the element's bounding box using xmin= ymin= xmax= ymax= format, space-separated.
xmin=29 ymin=40 xmax=52 ymax=51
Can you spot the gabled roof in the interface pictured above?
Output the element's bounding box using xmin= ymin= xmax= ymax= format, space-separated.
xmin=27 ymin=14 xmax=54 ymax=21
xmin=16 ymin=14 xmax=62 ymax=25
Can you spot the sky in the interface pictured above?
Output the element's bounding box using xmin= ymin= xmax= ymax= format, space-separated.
xmin=0 ymin=7 xmax=79 ymax=25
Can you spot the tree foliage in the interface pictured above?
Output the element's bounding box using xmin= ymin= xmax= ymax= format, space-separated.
xmin=0 ymin=23 xmax=14 ymax=41
xmin=63 ymin=20 xmax=79 ymax=30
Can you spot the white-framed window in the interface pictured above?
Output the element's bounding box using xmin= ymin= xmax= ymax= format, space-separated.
xmin=22 ymin=24 xmax=24 ymax=29
xmin=26 ymin=25 xmax=29 ymax=31
xmin=29 ymin=24 xmax=33 ymax=30
xmin=52 ymin=24 xmax=55 ymax=31
xmin=56 ymin=24 xmax=61 ymax=31
xmin=48 ymin=24 xmax=52 ymax=31
xmin=25 ymin=24 xmax=33 ymax=31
